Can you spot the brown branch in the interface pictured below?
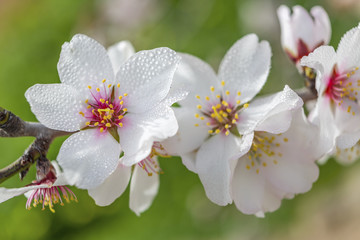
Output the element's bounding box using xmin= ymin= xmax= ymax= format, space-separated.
xmin=0 ymin=107 xmax=73 ymax=184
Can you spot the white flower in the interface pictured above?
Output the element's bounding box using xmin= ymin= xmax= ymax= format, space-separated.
xmin=277 ymin=5 xmax=330 ymax=69
xmin=301 ymin=23 xmax=360 ymax=157
xmin=163 ymin=34 xmax=304 ymax=206
xmin=25 ymin=34 xmax=181 ymax=189
xmin=88 ymin=142 xmax=167 ymax=216
xmin=231 ymin=109 xmax=320 ymax=216
xmin=0 ymin=162 xmax=77 ymax=213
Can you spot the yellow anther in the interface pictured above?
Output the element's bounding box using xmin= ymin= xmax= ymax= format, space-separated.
xmin=87 ymin=105 xmax=91 ymax=109
xmin=108 ymin=84 xmax=112 ymax=88
xmin=216 ymin=104 xmax=221 ymax=109
xmin=102 ymin=79 xmax=106 ymax=83
xmin=117 ymin=83 xmax=120 ymax=88
xmin=119 ymin=122 xmax=123 ymax=127
xmin=85 ymin=122 xmax=90 ymax=125
xmin=197 ymin=105 xmax=202 ymax=109
xmin=205 ymin=96 xmax=210 ymax=101
xmin=225 ymin=124 xmax=230 ymax=129
xmin=236 ymin=100 xmax=241 ymax=105
xmin=221 ymin=80 xmax=225 ymax=86
xmin=275 ymin=143 xmax=280 ymax=147
xmin=118 ymin=96 xmax=123 ymax=100
xmin=347 ymin=106 xmax=352 ymax=113
xmin=210 ymin=86 xmax=215 ymax=92
xmin=194 ymin=124 xmax=199 ymax=127
xmin=283 ymin=138 xmax=288 ymax=142
xmin=200 ymin=117 xmax=205 ymax=120
xmin=237 ymin=91 xmax=241 ymax=96
xmin=226 ymin=108 xmax=232 ymax=113
xmin=215 ymin=129 xmax=221 ymax=134
xmin=251 ymin=161 xmax=254 ymax=166
xmin=262 ymin=162 xmax=267 ymax=167
xmin=256 ymin=169 xmax=259 ymax=174
xmin=124 ymin=93 xmax=128 ymax=97
xmin=101 ymin=120 xmax=105 ymax=124
xmin=206 ymin=122 xmax=211 ymax=126
xmin=232 ymin=119 xmax=237 ymax=124
xmin=79 ymin=111 xmax=85 ymax=117
xmin=273 ymin=160 xmax=278 ymax=164
xmin=123 ymin=108 xmax=128 ymax=112
xmin=196 ymin=95 xmax=200 ymax=99
xmin=94 ymin=122 xmax=99 ymax=126
xmin=195 ymin=113 xmax=200 ymax=118
xmin=222 ymin=112 xmax=228 ymax=118
xmin=105 ymin=123 xmax=111 ymax=127
xmin=100 ymin=99 xmax=105 ymax=103
xmin=243 ymin=103 xmax=249 ymax=108
xmin=216 ymin=95 xmax=221 ymax=99
xmin=96 ymin=88 xmax=100 ymax=92
xmin=109 ymin=104 xmax=113 ymax=108
xmin=100 ymin=127 xmax=104 ymax=133
xmin=225 ymin=130 xmax=230 ymax=136
xmin=106 ymin=101 xmax=109 ymax=104
xmin=120 ymin=101 xmax=124 ymax=105
xmin=88 ymin=85 xmax=92 ymax=89
xmin=225 ymin=90 xmax=230 ymax=95
xmin=222 ymin=100 xmax=228 ymax=106
xmin=85 ymin=99 xmax=89 ymax=103
xmin=235 ymin=113 xmax=239 ymax=119
xmin=208 ymin=130 xmax=213 ymax=134
xmin=118 ymin=115 xmax=124 ymax=119
xmin=246 ymin=165 xmax=250 ymax=170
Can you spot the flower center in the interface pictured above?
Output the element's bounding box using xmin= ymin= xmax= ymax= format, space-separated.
xmin=244 ymin=132 xmax=287 ymax=174
xmin=26 ymin=186 xmax=77 ymax=213
xmin=193 ymin=80 xmax=248 ymax=136
xmin=325 ymin=66 xmax=360 ymax=116
xmin=138 ymin=142 xmax=168 ymax=176
xmin=79 ymin=79 xmax=128 ymax=132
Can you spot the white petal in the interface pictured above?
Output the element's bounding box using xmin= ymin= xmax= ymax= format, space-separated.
xmin=334 ymin=142 xmax=360 ymax=165
xmin=218 ymin=34 xmax=271 ymax=103
xmin=129 ymin=162 xmax=160 ymax=216
xmin=196 ymin=134 xmax=241 ymax=206
xmin=0 ymin=185 xmax=45 ymax=204
xmin=300 ymin=46 xmax=336 ymax=94
xmin=58 ymin=34 xmax=115 ymax=94
xmin=232 ymin=157 xmax=284 ymax=215
xmin=58 ymin=129 xmax=121 ymax=189
xmin=277 ymin=5 xmax=296 ymax=52
xmin=173 ymin=53 xmax=219 ymax=108
xmin=88 ymin=164 xmax=131 ymax=206
xmin=179 ymin=151 xmax=197 ymax=173
xmin=117 ymin=47 xmax=180 ymax=113
xmin=311 ymin=6 xmax=331 ymax=45
xmin=336 ymin=23 xmax=360 ymax=71
xmin=334 ymin=99 xmax=360 ymax=134
xmin=237 ymin=85 xmax=303 ymax=135
xmin=25 ymin=84 xmax=84 ymax=132
xmin=120 ymin=104 xmax=178 ymax=166
xmin=161 ymin=107 xmax=208 ymax=156
xmin=336 ymin=131 xmax=360 ymax=150
xmin=107 ymin=40 xmax=135 ymax=74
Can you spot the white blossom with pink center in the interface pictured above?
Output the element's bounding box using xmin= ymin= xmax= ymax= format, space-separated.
xmin=25 ymin=34 xmax=181 ymax=189
xmin=301 ymin=23 xmax=360 ymax=156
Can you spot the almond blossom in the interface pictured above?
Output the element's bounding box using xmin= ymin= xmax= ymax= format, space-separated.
xmin=25 ymin=34 xmax=181 ymax=189
xmin=0 ymin=162 xmax=77 ymax=213
xmin=163 ymin=34 xmax=307 ymax=208
xmin=301 ymin=23 xmax=360 ymax=157
xmin=277 ymin=5 xmax=331 ymax=74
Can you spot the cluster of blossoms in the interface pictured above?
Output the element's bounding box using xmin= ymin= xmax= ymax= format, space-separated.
xmin=1 ymin=4 xmax=360 ymax=217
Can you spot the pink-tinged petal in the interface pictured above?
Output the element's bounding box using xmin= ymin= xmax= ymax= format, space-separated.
xmin=336 ymin=23 xmax=360 ymax=72
xmin=129 ymin=162 xmax=160 ymax=216
xmin=161 ymin=107 xmax=208 ymax=156
xmin=237 ymin=85 xmax=303 ymax=135
xmin=120 ymin=104 xmax=178 ymax=166
xmin=25 ymin=84 xmax=84 ymax=132
xmin=277 ymin=5 xmax=296 ymax=53
xmin=232 ymin=156 xmax=284 ymax=215
xmin=57 ymin=129 xmax=121 ymax=189
xmin=173 ymin=53 xmax=219 ymax=108
xmin=58 ymin=34 xmax=115 ymax=94
xmin=88 ymin=164 xmax=131 ymax=206
xmin=107 ymin=40 xmax=135 ymax=74
xmin=196 ymin=134 xmax=241 ymax=206
xmin=117 ymin=48 xmax=180 ymax=113
xmin=218 ymin=34 xmax=271 ymax=103
xmin=311 ymin=6 xmax=331 ymax=45
xmin=334 ymin=142 xmax=360 ymax=165
xmin=300 ymin=46 xmax=336 ymax=94
xmin=0 ymin=185 xmax=47 ymax=204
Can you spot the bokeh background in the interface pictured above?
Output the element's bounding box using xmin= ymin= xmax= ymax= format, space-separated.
xmin=0 ymin=0 xmax=360 ymax=239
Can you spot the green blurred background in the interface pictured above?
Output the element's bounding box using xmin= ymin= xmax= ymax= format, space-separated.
xmin=0 ymin=0 xmax=360 ymax=239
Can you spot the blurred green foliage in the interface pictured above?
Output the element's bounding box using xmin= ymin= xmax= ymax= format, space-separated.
xmin=0 ymin=0 xmax=359 ymax=239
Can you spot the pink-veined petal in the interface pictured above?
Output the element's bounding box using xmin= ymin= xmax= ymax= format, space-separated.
xmin=218 ymin=34 xmax=271 ymax=103
xmin=88 ymin=164 xmax=131 ymax=206
xmin=57 ymin=129 xmax=121 ymax=189
xmin=117 ymin=47 xmax=180 ymax=113
xmin=129 ymin=162 xmax=160 ymax=216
